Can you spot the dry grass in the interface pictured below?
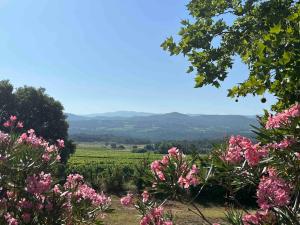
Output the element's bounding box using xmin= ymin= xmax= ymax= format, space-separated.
xmin=101 ymin=196 xmax=226 ymax=225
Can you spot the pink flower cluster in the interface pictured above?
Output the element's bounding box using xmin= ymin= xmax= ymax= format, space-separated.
xmin=26 ymin=172 xmax=52 ymax=194
xmin=18 ymin=129 xmax=63 ymax=162
xmin=120 ymin=191 xmax=150 ymax=207
xmin=3 ymin=115 xmax=23 ymax=129
xmin=266 ymin=103 xmax=300 ymax=129
xmin=76 ymin=184 xmax=111 ymax=207
xmin=257 ymin=169 xmax=291 ymax=210
xmin=151 ymin=147 xmax=199 ymax=189
xmin=266 ymin=137 xmax=296 ymax=150
xmin=242 ymin=169 xmax=292 ymax=224
xmin=0 ymin=131 xmax=10 ymax=144
xmin=18 ymin=198 xmax=33 ymax=210
xmin=242 ymin=209 xmax=276 ymax=225
xmin=142 ymin=191 xmax=150 ymax=203
xmin=63 ymin=173 xmax=111 ymax=209
xmin=223 ymin=136 xmax=268 ymax=166
xmin=4 ymin=213 xmax=19 ymax=225
xmin=64 ymin=173 xmax=84 ymax=189
xmin=242 ymin=213 xmax=260 ymax=225
xmin=178 ymin=164 xmax=199 ymax=188
xmin=140 ymin=206 xmax=172 ymax=225
xmin=120 ymin=193 xmax=134 ymax=206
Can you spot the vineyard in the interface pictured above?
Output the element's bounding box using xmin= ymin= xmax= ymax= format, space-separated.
xmin=67 ymin=144 xmax=163 ymax=192
xmin=68 ymin=144 xmax=161 ymax=166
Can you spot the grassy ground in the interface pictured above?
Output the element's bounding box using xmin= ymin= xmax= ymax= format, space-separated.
xmin=102 ymin=196 xmax=226 ymax=225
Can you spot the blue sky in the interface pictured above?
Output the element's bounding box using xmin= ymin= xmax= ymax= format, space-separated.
xmin=0 ymin=0 xmax=275 ymax=115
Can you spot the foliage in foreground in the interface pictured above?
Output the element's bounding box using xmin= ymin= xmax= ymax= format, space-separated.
xmin=121 ymin=104 xmax=300 ymax=224
xmin=162 ymin=0 xmax=300 ymax=110
xmin=0 ymin=116 xmax=111 ymax=225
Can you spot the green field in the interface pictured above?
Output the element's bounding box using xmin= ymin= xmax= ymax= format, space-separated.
xmin=67 ymin=143 xmax=162 ymax=193
xmin=68 ymin=143 xmax=162 ymax=167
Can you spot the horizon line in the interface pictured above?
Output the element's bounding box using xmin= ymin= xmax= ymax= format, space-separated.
xmin=65 ymin=111 xmax=260 ymax=117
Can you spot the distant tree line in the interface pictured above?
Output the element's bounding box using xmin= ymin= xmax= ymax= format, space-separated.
xmin=132 ymin=139 xmax=222 ymax=154
xmin=70 ymin=133 xmax=151 ymax=144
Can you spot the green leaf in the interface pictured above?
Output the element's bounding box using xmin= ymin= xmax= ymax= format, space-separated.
xmin=195 ymin=75 xmax=205 ymax=87
xmin=256 ymin=41 xmax=266 ymax=60
xmin=279 ymin=51 xmax=291 ymax=65
xmin=283 ymin=51 xmax=291 ymax=64
xmin=186 ymin=66 xmax=194 ymax=73
xmin=270 ymin=24 xmax=282 ymax=34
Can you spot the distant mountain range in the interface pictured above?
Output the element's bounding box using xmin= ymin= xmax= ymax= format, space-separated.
xmin=85 ymin=111 xmax=156 ymax=118
xmin=66 ymin=111 xmax=156 ymax=121
xmin=66 ymin=111 xmax=258 ymax=142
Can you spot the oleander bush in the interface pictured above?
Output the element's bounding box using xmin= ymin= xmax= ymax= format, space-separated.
xmin=0 ymin=116 xmax=111 ymax=225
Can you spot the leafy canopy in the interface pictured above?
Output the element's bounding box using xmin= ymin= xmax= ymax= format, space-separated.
xmin=161 ymin=0 xmax=300 ymax=110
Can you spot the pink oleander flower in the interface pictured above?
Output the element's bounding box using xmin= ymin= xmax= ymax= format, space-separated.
xmin=157 ymin=171 xmax=166 ymax=181
xmin=0 ymin=131 xmax=10 ymax=143
xmin=178 ymin=164 xmax=199 ymax=189
xmin=257 ymin=171 xmax=291 ymax=210
xmin=161 ymin=155 xmax=169 ymax=165
xmin=6 ymin=191 xmax=15 ymax=200
xmin=3 ymin=116 xmax=23 ymax=129
xmin=168 ymin=147 xmax=178 ymax=156
xmin=120 ymin=193 xmax=133 ymax=206
xmin=151 ymin=160 xmax=162 ymax=173
xmin=4 ymin=213 xmax=19 ymax=225
xmin=266 ymin=104 xmax=300 ymax=129
xmin=224 ymin=136 xmax=268 ymax=166
xmin=3 ymin=120 xmax=12 ymax=127
xmin=243 ymin=213 xmax=260 ymax=225
xmin=56 ymin=154 xmax=61 ymax=161
xmin=42 ymin=153 xmax=51 ymax=162
xmin=18 ymin=198 xmax=33 ymax=209
xmin=163 ymin=222 xmax=173 ymax=225
xmin=53 ymin=185 xmax=62 ymax=194
xmin=10 ymin=115 xmax=17 ymax=121
xmin=224 ymin=135 xmax=252 ymax=164
xmin=142 ymin=190 xmax=150 ymax=203
xmin=152 ymin=206 xmax=164 ymax=218
xmin=64 ymin=173 xmax=84 ymax=189
xmin=57 ymin=139 xmax=65 ymax=148
xmin=16 ymin=122 xmax=23 ymax=128
xmin=140 ymin=215 xmax=151 ymax=225
xmin=266 ymin=167 xmax=277 ymax=177
xmin=26 ymin=172 xmax=52 ymax=194
xmin=244 ymin=144 xmax=261 ymax=167
xmin=273 ymin=137 xmax=296 ymax=149
xmin=18 ymin=129 xmax=53 ymax=152
xmin=20 ymin=133 xmax=27 ymax=140
xmin=151 ymin=148 xmax=200 ymax=191
xmin=46 ymin=145 xmax=56 ymax=153
xmin=139 ymin=207 xmax=172 ymax=225
xmin=76 ymin=184 xmax=111 ymax=207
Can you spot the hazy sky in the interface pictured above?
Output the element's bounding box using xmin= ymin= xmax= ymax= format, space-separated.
xmin=0 ymin=0 xmax=276 ymax=115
